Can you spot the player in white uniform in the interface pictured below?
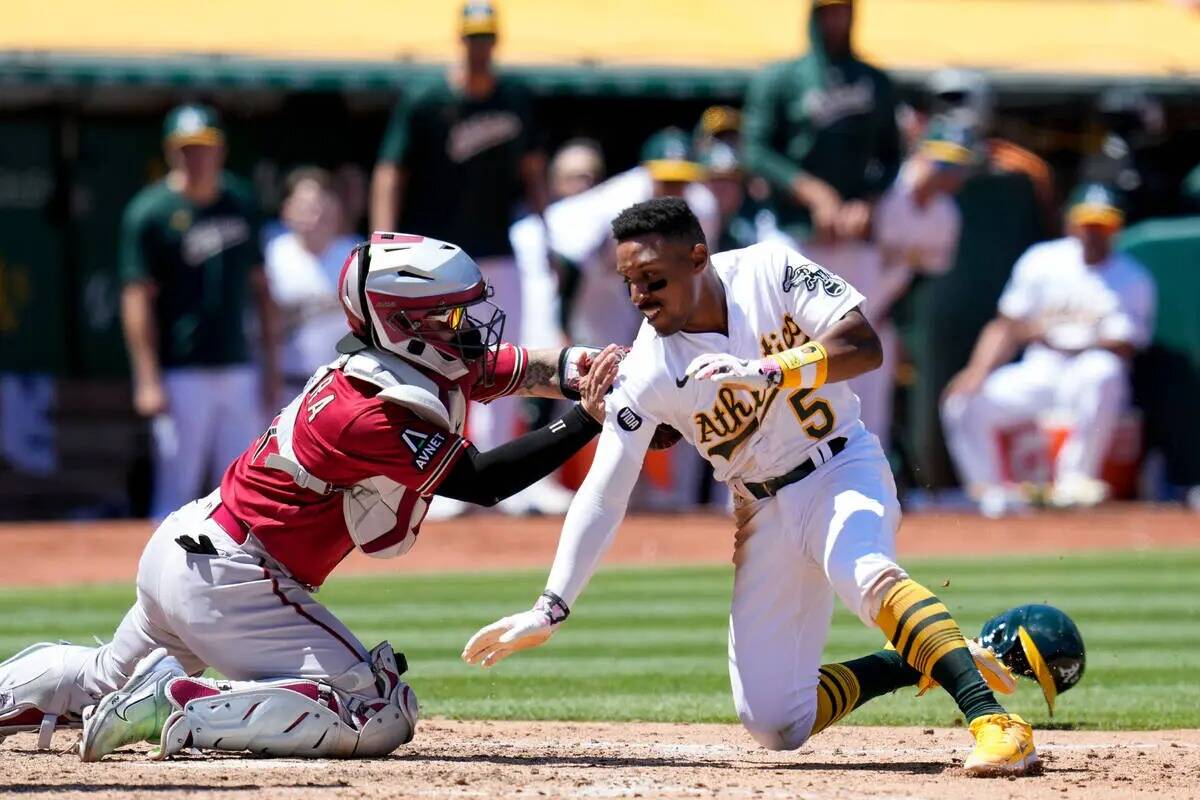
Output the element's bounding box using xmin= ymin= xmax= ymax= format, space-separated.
xmin=463 ymin=198 xmax=1038 ymax=776
xmin=870 ymin=117 xmax=971 ymax=452
xmin=942 ymin=183 xmax=1156 ymax=516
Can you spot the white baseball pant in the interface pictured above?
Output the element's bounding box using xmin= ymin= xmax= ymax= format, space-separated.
xmin=151 ymin=365 xmax=260 ymax=521
xmin=727 ymin=432 xmax=905 ymax=750
xmin=941 ymin=349 xmax=1128 ymax=487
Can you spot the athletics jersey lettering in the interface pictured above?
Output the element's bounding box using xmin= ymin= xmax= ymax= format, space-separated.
xmin=604 ymin=242 xmax=869 ymax=485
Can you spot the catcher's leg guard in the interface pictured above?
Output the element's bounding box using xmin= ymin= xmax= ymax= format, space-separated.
xmin=0 ymin=642 xmax=102 ymax=749
xmin=86 ymin=642 xmax=418 ymax=760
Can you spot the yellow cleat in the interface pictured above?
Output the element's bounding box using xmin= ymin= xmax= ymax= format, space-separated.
xmin=915 ymin=639 xmax=1018 ymax=697
xmin=964 ymin=713 xmax=1039 ymax=776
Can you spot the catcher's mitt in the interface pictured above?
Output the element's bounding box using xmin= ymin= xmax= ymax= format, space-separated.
xmin=649 ymin=424 xmax=682 ymax=450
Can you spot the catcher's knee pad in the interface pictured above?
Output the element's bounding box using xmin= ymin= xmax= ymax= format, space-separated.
xmin=157 ymin=642 xmax=418 ymax=759
xmin=0 ymin=642 xmax=100 ymax=748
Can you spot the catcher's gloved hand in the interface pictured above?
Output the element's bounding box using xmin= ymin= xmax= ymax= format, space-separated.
xmin=461 ymin=591 xmax=570 ymax=668
xmin=686 ymin=353 xmax=781 ymax=391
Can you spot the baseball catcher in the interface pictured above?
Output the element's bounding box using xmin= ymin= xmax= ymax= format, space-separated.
xmin=0 ymin=232 xmax=622 ymax=761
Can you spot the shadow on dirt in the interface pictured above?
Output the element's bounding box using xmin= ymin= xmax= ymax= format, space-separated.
xmin=0 ymin=785 xmax=278 ymax=794
xmin=398 ymin=752 xmax=948 ymax=775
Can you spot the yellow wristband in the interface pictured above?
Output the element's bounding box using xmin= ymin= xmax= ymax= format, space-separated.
xmin=769 ymin=341 xmax=828 ymax=389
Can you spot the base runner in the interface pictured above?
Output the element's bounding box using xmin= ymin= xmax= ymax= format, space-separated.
xmin=463 ymin=198 xmax=1038 ymax=775
xmin=0 ymin=233 xmax=620 ymax=760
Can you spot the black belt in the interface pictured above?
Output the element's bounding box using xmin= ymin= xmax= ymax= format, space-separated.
xmin=742 ymin=437 xmax=847 ymax=499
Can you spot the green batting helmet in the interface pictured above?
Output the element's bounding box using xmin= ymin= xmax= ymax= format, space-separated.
xmin=980 ymin=604 xmax=1085 ymax=715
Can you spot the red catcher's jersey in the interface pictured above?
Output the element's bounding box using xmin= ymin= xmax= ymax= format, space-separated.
xmin=219 ymin=343 xmax=528 ymax=587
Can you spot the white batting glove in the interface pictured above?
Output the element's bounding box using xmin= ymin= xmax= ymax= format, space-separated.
xmin=686 ymin=353 xmax=781 ymax=391
xmin=461 ymin=592 xmax=570 ymax=668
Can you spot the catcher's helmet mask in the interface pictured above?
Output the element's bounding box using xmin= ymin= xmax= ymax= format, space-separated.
xmin=337 ymin=237 xmax=506 ymax=386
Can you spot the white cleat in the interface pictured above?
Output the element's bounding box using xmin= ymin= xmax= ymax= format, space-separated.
xmin=80 ymin=648 xmax=185 ymax=762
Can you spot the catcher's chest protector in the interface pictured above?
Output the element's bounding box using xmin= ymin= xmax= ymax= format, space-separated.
xmin=265 ymin=350 xmax=466 ymax=559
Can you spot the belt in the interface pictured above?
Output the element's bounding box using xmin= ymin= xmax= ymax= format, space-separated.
xmin=210 ymin=502 xmax=250 ymax=543
xmin=741 ymin=437 xmax=847 ymax=500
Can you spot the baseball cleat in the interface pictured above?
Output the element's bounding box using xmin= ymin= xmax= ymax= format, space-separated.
xmin=0 ymin=642 xmax=92 ymax=749
xmin=80 ymin=648 xmax=183 ymax=762
xmin=977 ymin=484 xmax=1031 ymax=519
xmin=964 ymin=712 xmax=1039 ymax=776
xmin=916 ymin=639 xmax=1017 ymax=696
xmin=1048 ymin=476 xmax=1109 ymax=509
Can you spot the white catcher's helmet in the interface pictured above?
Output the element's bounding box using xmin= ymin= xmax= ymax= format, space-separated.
xmin=337 ymin=232 xmax=505 ymax=382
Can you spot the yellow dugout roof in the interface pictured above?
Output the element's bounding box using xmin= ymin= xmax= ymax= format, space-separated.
xmin=6 ymin=0 xmax=1200 ymax=79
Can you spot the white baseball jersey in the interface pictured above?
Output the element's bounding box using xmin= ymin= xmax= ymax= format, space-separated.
xmin=539 ymin=242 xmax=906 ymax=753
xmin=998 ymin=237 xmax=1155 ymax=356
xmin=546 ymin=167 xmax=720 ymax=347
xmin=611 ymin=243 xmax=867 ymax=485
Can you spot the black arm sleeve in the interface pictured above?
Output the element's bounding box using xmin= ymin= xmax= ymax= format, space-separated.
xmin=435 ymin=404 xmax=601 ymax=506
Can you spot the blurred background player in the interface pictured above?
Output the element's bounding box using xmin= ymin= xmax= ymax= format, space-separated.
xmin=896 ymin=70 xmax=1050 ymax=496
xmin=549 ymin=127 xmax=718 ymax=350
xmin=513 ymin=139 xmax=606 ymax=360
xmin=742 ymin=0 xmax=901 ymax=447
xmin=941 ymin=184 xmax=1156 ymax=516
xmin=370 ymin=1 xmax=550 ymax=511
xmin=869 ymin=118 xmax=973 ymax=454
xmin=926 ymin=69 xmax=1055 ymax=230
xmin=265 ymin=167 xmax=360 ymax=398
xmin=506 ymin=139 xmax=607 ymax=514
xmin=120 ymin=104 xmax=280 ymax=522
xmin=695 ymin=107 xmax=780 ymax=254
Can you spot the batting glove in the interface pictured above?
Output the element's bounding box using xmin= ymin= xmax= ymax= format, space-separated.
xmin=686 ymin=353 xmax=780 ymax=391
xmin=461 ymin=591 xmax=570 ymax=668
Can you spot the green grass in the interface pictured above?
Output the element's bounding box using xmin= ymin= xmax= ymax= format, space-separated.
xmin=2 ymin=549 xmax=1198 ymax=730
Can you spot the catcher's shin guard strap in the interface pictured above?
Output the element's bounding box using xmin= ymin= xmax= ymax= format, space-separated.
xmin=877 ymin=580 xmax=1004 ymax=722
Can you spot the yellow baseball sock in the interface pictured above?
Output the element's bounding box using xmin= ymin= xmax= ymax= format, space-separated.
xmin=875 ymin=579 xmax=1005 ymax=722
xmin=810 ymin=650 xmax=921 ymax=736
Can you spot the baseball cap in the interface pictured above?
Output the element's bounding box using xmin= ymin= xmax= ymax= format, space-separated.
xmin=641 ymin=128 xmax=707 ymax=184
xmin=162 ymin=104 xmax=224 ymax=148
xmin=697 ymin=106 xmax=741 ymax=139
xmin=1066 ymin=183 xmax=1125 ymax=228
xmin=461 ymin=1 xmax=498 ymax=37
xmin=919 ymin=116 xmax=980 ymax=168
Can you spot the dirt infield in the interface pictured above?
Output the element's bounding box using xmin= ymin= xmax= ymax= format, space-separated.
xmin=1 ymin=504 xmax=1197 ymax=587
xmin=1 ymin=722 xmax=1197 ymax=799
